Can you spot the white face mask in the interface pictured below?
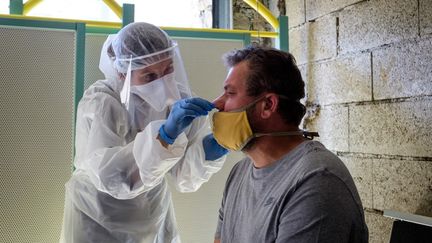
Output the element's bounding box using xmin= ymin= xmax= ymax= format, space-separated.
xmin=130 ymin=73 xmax=181 ymax=112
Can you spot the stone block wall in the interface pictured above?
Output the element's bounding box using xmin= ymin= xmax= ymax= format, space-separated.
xmin=233 ymin=0 xmax=432 ymax=242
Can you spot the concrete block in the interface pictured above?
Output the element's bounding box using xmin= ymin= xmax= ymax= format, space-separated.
xmin=298 ymin=64 xmax=309 ymax=98
xmin=305 ymin=105 xmax=349 ymax=152
xmin=287 ymin=0 xmax=306 ymax=27
xmin=339 ymin=0 xmax=418 ymax=54
xmin=420 ymin=0 xmax=432 ymax=35
xmin=289 ymin=27 xmax=306 ymax=64
xmin=349 ymin=99 xmax=432 ymax=157
xmin=340 ymin=156 xmax=373 ymax=208
xmin=289 ymin=14 xmax=337 ymax=64
xmin=365 ymin=211 xmax=393 ymax=243
xmin=305 ymin=0 xmax=362 ymax=20
xmin=373 ymin=37 xmax=432 ymax=99
xmin=303 ymin=53 xmax=371 ymax=105
xmin=373 ymin=159 xmax=432 ymax=216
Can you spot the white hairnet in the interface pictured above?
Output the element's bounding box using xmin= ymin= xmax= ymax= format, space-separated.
xmin=99 ymin=35 xmax=118 ymax=81
xmin=112 ymin=22 xmax=175 ymax=73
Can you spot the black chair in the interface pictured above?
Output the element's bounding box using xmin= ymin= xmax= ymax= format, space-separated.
xmin=384 ymin=210 xmax=432 ymax=243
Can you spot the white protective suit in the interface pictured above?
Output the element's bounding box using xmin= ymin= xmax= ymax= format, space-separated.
xmin=60 ymin=22 xmax=226 ymax=243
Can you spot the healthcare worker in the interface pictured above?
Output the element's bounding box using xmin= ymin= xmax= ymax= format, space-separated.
xmin=60 ymin=22 xmax=228 ymax=243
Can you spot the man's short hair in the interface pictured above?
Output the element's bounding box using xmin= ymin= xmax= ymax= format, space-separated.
xmin=223 ymin=46 xmax=306 ymax=126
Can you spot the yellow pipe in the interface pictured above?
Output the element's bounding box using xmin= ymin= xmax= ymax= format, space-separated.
xmin=102 ymin=0 xmax=122 ymax=19
xmin=243 ymin=0 xmax=279 ymax=30
xmin=23 ymin=0 xmax=43 ymax=15
xmin=247 ymin=30 xmax=277 ymax=38
xmin=161 ymin=26 xmax=278 ymax=38
xmin=0 ymin=14 xmax=122 ymax=28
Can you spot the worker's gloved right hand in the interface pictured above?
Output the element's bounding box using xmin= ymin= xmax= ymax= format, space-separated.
xmin=159 ymin=97 xmax=214 ymax=144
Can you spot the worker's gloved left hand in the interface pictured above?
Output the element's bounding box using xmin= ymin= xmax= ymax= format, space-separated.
xmin=202 ymin=133 xmax=228 ymax=161
xmin=159 ymin=97 xmax=214 ymax=144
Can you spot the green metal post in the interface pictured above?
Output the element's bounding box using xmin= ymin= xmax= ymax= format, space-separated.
xmin=243 ymin=33 xmax=251 ymax=46
xmin=122 ymin=3 xmax=135 ymax=27
xmin=9 ymin=0 xmax=23 ymax=15
xmin=276 ymin=15 xmax=289 ymax=52
xmin=74 ymin=23 xmax=85 ymax=117
xmin=73 ymin=22 xmax=85 ymax=168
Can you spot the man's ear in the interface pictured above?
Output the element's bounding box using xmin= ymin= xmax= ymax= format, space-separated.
xmin=261 ymin=94 xmax=278 ymax=119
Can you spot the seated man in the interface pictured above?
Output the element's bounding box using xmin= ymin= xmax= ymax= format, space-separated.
xmin=212 ymin=46 xmax=368 ymax=243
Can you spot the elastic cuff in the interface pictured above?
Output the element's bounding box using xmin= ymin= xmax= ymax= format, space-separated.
xmin=159 ymin=124 xmax=176 ymax=144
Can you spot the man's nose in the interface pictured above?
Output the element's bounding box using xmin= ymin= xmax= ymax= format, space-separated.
xmin=212 ymin=94 xmax=225 ymax=111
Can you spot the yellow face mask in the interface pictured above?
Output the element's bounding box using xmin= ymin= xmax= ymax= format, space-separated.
xmin=211 ymin=97 xmax=319 ymax=151
xmin=212 ymin=110 xmax=254 ymax=151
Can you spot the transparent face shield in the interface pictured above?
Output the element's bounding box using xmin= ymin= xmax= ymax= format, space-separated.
xmin=117 ymin=42 xmax=191 ymax=111
xmin=98 ymin=27 xmax=192 ymax=111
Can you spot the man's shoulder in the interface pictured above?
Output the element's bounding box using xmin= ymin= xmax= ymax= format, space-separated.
xmin=281 ymin=140 xmax=350 ymax=182
xmin=291 ymin=141 xmax=360 ymax=198
xmin=298 ymin=140 xmax=343 ymax=166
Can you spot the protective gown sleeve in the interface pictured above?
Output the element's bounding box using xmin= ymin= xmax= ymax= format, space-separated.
xmin=169 ymin=115 xmax=226 ymax=192
xmin=134 ymin=115 xmax=226 ymax=193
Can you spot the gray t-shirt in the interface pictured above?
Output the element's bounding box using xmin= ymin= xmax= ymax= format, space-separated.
xmin=215 ymin=140 xmax=368 ymax=243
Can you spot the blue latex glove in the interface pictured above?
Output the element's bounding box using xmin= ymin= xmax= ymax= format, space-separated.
xmin=159 ymin=97 xmax=214 ymax=144
xmin=202 ymin=133 xmax=228 ymax=161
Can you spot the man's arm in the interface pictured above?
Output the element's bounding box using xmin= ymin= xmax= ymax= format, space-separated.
xmin=214 ymin=239 xmax=220 ymax=243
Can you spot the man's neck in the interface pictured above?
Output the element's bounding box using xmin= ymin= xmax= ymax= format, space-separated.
xmin=245 ymin=136 xmax=306 ymax=168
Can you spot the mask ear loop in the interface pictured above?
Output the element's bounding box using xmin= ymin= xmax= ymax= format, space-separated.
xmin=252 ymin=95 xmax=320 ymax=140
xmin=120 ymin=55 xmax=133 ymax=110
